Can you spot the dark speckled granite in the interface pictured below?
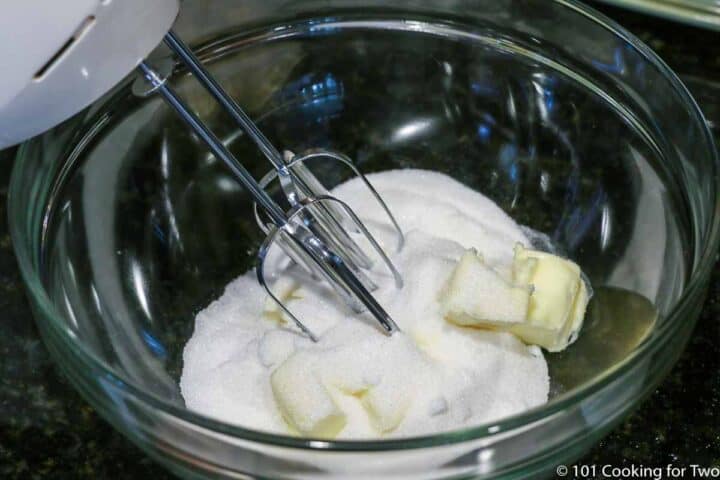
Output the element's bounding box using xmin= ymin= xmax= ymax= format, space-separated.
xmin=0 ymin=3 xmax=719 ymax=478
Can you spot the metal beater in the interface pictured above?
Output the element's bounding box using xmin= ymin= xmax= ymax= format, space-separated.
xmin=134 ymin=31 xmax=404 ymax=341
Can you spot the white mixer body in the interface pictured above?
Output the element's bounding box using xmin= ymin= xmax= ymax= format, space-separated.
xmin=0 ymin=0 xmax=179 ymax=149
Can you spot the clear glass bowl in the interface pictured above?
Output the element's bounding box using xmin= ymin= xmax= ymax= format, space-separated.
xmin=9 ymin=0 xmax=718 ymax=478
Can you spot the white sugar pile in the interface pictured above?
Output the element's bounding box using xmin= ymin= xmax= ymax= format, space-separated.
xmin=180 ymin=169 xmax=549 ymax=438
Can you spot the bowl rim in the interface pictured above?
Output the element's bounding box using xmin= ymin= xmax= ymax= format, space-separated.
xmin=10 ymin=0 xmax=720 ymax=452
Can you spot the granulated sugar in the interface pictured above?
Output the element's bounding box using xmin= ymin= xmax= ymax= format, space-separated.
xmin=180 ymin=169 xmax=549 ymax=438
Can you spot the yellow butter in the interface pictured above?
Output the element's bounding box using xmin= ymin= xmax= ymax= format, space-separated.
xmin=509 ymin=245 xmax=588 ymax=352
xmin=361 ymin=382 xmax=411 ymax=434
xmin=440 ymin=245 xmax=588 ymax=352
xmin=442 ymin=249 xmax=531 ymax=328
xmin=270 ymin=353 xmax=347 ymax=438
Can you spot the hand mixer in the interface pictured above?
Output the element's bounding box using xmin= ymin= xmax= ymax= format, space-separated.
xmin=1 ymin=0 xmax=404 ymax=340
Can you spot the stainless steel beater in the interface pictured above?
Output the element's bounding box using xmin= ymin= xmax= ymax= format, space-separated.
xmin=135 ymin=31 xmax=404 ymax=341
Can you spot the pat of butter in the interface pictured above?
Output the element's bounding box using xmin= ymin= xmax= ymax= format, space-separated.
xmin=509 ymin=245 xmax=588 ymax=352
xmin=441 ymin=245 xmax=589 ymax=352
xmin=441 ymin=249 xmax=532 ymax=328
xmin=362 ymin=381 xmax=411 ymax=433
xmin=270 ymin=352 xmax=347 ymax=438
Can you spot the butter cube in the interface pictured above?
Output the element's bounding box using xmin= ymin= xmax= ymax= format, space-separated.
xmin=441 ymin=245 xmax=589 ymax=352
xmin=362 ymin=381 xmax=411 ymax=433
xmin=509 ymin=245 xmax=588 ymax=352
xmin=270 ymin=352 xmax=346 ymax=438
xmin=442 ymin=249 xmax=531 ymax=328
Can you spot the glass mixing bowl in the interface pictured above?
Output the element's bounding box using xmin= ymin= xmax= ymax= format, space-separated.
xmin=9 ymin=0 xmax=719 ymax=478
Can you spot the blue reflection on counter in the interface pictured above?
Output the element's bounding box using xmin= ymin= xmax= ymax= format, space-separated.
xmin=477 ymin=123 xmax=491 ymax=142
xmin=152 ymin=221 xmax=166 ymax=244
xmin=274 ymin=72 xmax=344 ymax=120
xmin=142 ymin=329 xmax=167 ymax=359
xmin=471 ymin=81 xmax=499 ymax=97
xmin=499 ymin=144 xmax=520 ymax=183
xmin=544 ymin=87 xmax=555 ymax=112
xmin=272 ymin=72 xmax=346 ymax=149
xmin=591 ymin=46 xmax=627 ymax=74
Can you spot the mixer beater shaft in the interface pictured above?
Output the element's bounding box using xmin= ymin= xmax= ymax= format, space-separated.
xmin=135 ymin=31 xmax=404 ymax=340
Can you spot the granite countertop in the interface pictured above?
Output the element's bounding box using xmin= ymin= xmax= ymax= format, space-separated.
xmin=1 ymin=3 xmax=719 ymax=478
